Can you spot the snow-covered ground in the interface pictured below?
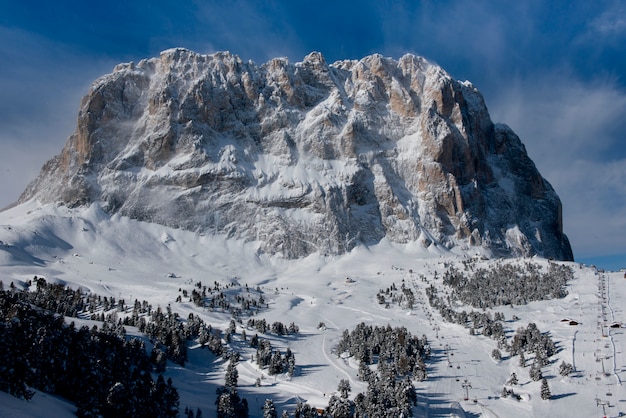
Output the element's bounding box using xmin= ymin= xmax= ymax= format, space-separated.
xmin=1 ymin=201 xmax=624 ymax=417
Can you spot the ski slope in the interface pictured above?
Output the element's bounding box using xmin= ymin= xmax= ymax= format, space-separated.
xmin=0 ymin=202 xmax=624 ymax=417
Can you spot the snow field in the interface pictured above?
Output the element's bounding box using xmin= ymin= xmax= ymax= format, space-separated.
xmin=0 ymin=203 xmax=624 ymax=417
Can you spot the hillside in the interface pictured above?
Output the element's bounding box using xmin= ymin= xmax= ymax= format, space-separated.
xmin=0 ymin=202 xmax=622 ymax=417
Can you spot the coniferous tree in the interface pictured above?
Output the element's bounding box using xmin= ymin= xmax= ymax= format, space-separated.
xmin=293 ymin=401 xmax=316 ymax=418
xmin=164 ymin=377 xmax=180 ymax=417
xmin=216 ymin=387 xmax=248 ymax=418
xmin=540 ymin=378 xmax=551 ymax=400
xmin=337 ymin=379 xmax=351 ymax=399
xmin=263 ymin=399 xmax=278 ymax=418
xmin=328 ymin=394 xmax=352 ymax=418
xmin=225 ymin=358 xmax=239 ymax=389
xmin=529 ymin=364 xmax=542 ymax=381
xmin=151 ymin=347 xmax=168 ymax=373
xmin=559 ymin=360 xmax=573 ymax=376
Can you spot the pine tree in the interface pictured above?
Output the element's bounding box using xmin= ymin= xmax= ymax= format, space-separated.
xmin=358 ymin=360 xmax=371 ymax=381
xmin=540 ymin=378 xmax=551 ymax=400
xmin=529 ymin=364 xmax=542 ymax=381
xmin=328 ymin=395 xmax=352 ymax=418
xmin=508 ymin=372 xmax=518 ymax=385
xmin=268 ymin=351 xmax=284 ymax=375
xmin=559 ymin=360 xmax=573 ymax=376
xmin=294 ymin=401 xmax=316 ymax=418
xmin=225 ymin=358 xmax=239 ymax=388
xmin=151 ymin=347 xmax=168 ymax=373
xmin=263 ymin=399 xmax=277 ymax=418
xmin=164 ymin=377 xmax=180 ymax=417
xmin=338 ymin=379 xmax=351 ymax=399
xmin=216 ymin=390 xmax=235 ymax=418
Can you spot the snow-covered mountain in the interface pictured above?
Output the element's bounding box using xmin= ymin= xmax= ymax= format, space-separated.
xmin=17 ymin=49 xmax=572 ymax=260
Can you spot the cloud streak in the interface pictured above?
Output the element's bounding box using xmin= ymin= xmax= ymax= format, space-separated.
xmin=0 ymin=26 xmax=117 ymax=207
xmin=488 ymin=73 xmax=626 ymax=258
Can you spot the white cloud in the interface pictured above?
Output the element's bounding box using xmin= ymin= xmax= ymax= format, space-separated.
xmin=557 ymin=159 xmax=626 ymax=258
xmin=190 ymin=1 xmax=304 ymax=63
xmin=0 ymin=138 xmax=62 ymax=209
xmin=490 ymin=74 xmax=626 ymax=161
xmin=0 ymin=26 xmax=116 ymax=208
xmin=589 ymin=4 xmax=626 ymax=37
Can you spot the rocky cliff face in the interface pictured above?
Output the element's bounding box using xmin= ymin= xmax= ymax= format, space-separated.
xmin=19 ymin=48 xmax=573 ymax=260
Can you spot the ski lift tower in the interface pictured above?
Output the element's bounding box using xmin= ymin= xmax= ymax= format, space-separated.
xmin=596 ymin=354 xmax=611 ymax=376
xmin=462 ymin=379 xmax=472 ymax=401
xmin=595 ymin=397 xmax=609 ymax=418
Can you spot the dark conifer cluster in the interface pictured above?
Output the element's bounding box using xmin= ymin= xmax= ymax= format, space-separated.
xmin=179 ymin=280 xmax=267 ymax=318
xmin=443 ymin=261 xmax=573 ymax=308
xmin=0 ymin=282 xmax=179 ymax=417
xmin=353 ymin=373 xmax=417 ymax=417
xmin=336 ymin=322 xmax=430 ymax=379
xmin=215 ymin=386 xmax=249 ymax=418
xmin=246 ymin=318 xmax=299 ymax=335
xmin=252 ymin=338 xmax=296 ymax=376
xmin=376 ymin=280 xmax=416 ymax=310
xmin=425 ymin=284 xmax=506 ymax=345
xmin=507 ymin=322 xmax=557 ymax=362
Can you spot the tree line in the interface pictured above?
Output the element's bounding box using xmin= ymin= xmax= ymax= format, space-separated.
xmin=0 ymin=280 xmax=179 ymax=417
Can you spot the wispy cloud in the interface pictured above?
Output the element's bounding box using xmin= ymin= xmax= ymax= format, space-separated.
xmin=488 ymin=73 xmax=626 ymax=258
xmin=0 ymin=26 xmax=116 ymax=207
xmin=559 ymin=159 xmax=626 ymax=258
xmin=190 ymin=1 xmax=305 ymax=63
xmin=489 ymin=73 xmax=626 ymax=162
xmin=588 ymin=3 xmax=626 ymax=38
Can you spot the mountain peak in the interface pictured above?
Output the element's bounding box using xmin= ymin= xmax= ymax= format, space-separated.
xmin=17 ymin=50 xmax=573 ymax=260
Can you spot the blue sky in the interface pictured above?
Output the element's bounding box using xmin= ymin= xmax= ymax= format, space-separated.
xmin=1 ymin=1 xmax=625 ymax=270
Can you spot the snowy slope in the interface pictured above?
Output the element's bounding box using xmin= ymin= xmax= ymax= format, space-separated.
xmin=0 ymin=202 xmax=622 ymax=417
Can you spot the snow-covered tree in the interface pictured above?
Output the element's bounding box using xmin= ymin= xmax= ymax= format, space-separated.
xmin=338 ymin=379 xmax=351 ymax=399
xmin=216 ymin=387 xmax=248 ymax=418
xmin=225 ymin=358 xmax=238 ymax=388
xmin=559 ymin=360 xmax=573 ymax=376
xmin=540 ymin=378 xmax=551 ymax=400
xmin=328 ymin=394 xmax=352 ymax=418
xmin=263 ymin=399 xmax=277 ymax=418
xmin=529 ymin=364 xmax=542 ymax=381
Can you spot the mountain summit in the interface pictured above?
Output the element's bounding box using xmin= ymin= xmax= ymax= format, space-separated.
xmin=19 ymin=49 xmax=573 ymax=260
